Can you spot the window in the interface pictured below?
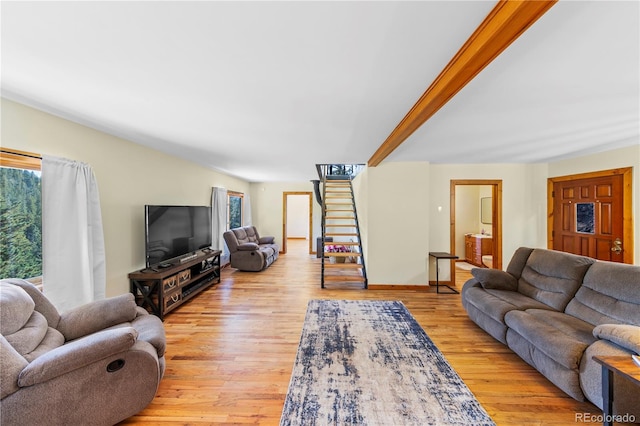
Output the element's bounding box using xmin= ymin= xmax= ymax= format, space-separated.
xmin=227 ymin=191 xmax=243 ymax=230
xmin=0 ymin=149 xmax=43 ymax=284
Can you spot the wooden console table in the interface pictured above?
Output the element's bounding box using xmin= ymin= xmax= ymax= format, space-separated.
xmin=429 ymin=252 xmax=459 ymax=294
xmin=593 ymin=355 xmax=640 ymax=426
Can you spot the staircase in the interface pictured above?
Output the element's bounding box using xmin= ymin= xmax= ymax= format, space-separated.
xmin=319 ymin=167 xmax=367 ymax=289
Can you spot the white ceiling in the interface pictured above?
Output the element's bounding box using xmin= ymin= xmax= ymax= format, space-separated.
xmin=2 ymin=1 xmax=638 ymax=182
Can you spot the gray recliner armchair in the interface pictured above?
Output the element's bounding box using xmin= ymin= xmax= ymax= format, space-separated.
xmin=0 ymin=278 xmax=166 ymax=425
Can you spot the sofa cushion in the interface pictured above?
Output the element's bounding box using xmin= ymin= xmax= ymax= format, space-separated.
xmin=517 ymin=249 xmax=595 ymax=311
xmin=232 ymin=227 xmax=249 ymax=244
xmin=5 ymin=278 xmax=61 ymax=328
xmin=232 ymin=226 xmax=259 ymax=244
xmin=505 ymin=309 xmax=596 ymax=370
xmin=506 ymin=327 xmax=586 ymax=401
xmin=565 ymin=261 xmax=640 ymax=326
xmin=4 ymin=310 xmax=65 ymax=361
xmin=0 ymin=284 xmax=36 ymax=335
xmin=505 ymin=247 xmax=534 ymax=279
xmin=245 ymin=226 xmax=260 ymax=243
xmin=4 ymin=311 xmax=48 ymax=355
xmin=21 ymin=327 xmax=65 ymax=362
xmin=471 ymin=268 xmax=517 ymax=291
xmin=463 ymin=285 xmax=553 ymax=326
xmin=261 ymin=246 xmax=275 ymax=257
xmin=462 ymin=298 xmax=510 ymax=344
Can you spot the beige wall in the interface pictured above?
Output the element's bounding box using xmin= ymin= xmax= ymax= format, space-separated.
xmin=250 ymin=181 xmax=321 ymax=252
xmin=352 ymin=167 xmax=368 ymax=267
xmin=428 ymin=163 xmax=549 ymax=281
xmin=2 ymin=98 xmax=251 ymax=296
xmin=3 ymin=98 xmax=637 ymax=296
xmin=249 ymin=148 xmax=638 ymax=287
xmin=356 ymin=162 xmax=431 ymax=285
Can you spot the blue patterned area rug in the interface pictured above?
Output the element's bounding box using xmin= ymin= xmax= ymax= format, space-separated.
xmin=280 ymin=300 xmax=495 ymax=426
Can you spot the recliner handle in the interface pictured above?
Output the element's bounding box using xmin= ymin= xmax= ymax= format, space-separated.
xmin=107 ymin=359 xmax=125 ymax=372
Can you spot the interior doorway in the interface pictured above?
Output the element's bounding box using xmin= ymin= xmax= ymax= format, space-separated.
xmin=282 ymin=192 xmax=313 ymax=255
xmin=450 ymin=180 xmax=503 ymax=283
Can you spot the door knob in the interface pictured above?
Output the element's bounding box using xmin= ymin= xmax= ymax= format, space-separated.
xmin=611 ymin=238 xmax=622 ymax=254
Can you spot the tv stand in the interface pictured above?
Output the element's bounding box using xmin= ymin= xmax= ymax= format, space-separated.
xmin=128 ymin=250 xmax=221 ymax=320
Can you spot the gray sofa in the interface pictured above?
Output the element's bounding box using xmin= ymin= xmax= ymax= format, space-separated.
xmin=1 ymin=278 xmax=166 ymax=425
xmin=223 ymin=226 xmax=279 ymax=272
xmin=462 ymin=247 xmax=640 ymax=417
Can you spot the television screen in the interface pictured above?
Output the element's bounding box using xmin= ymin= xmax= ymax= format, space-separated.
xmin=145 ymin=205 xmax=212 ymax=267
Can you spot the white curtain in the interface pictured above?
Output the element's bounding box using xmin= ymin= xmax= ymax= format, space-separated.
xmin=243 ymin=193 xmax=252 ymax=226
xmin=211 ymin=187 xmax=230 ymax=264
xmin=42 ymin=155 xmax=106 ymax=311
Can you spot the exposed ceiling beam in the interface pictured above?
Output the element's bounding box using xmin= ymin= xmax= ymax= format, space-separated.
xmin=368 ymin=0 xmax=558 ymax=167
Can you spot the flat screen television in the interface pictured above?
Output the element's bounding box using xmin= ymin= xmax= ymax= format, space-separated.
xmin=145 ymin=205 xmax=212 ymax=268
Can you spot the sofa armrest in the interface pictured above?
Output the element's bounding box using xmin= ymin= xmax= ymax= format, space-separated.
xmin=593 ymin=324 xmax=640 ymax=354
xmin=237 ymin=242 xmax=260 ymax=251
xmin=258 ymin=236 xmax=275 ymax=244
xmin=131 ymin=313 xmax=166 ymax=358
xmin=471 ymin=268 xmax=518 ymax=291
xmin=18 ymin=327 xmax=138 ymax=387
xmin=57 ymin=293 xmax=138 ymax=341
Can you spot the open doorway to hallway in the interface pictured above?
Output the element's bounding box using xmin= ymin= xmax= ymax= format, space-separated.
xmin=450 ymin=180 xmax=503 ymax=282
xmin=282 ymin=192 xmax=313 ymax=255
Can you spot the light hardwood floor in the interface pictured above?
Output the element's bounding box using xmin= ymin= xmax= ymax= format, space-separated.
xmin=122 ymin=239 xmax=603 ymax=425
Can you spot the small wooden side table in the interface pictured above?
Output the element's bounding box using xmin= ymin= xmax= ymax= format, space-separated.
xmin=428 ymin=252 xmax=459 ymax=294
xmin=592 ymin=355 xmax=640 ymax=426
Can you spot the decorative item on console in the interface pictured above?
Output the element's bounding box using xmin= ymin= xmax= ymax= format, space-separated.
xmin=326 ymin=244 xmax=352 ymax=263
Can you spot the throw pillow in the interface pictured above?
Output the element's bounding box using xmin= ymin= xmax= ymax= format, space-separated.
xmin=471 ymin=268 xmax=518 ymax=291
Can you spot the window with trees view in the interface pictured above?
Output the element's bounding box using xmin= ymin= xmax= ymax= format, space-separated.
xmin=228 ymin=192 xmax=243 ymax=230
xmin=0 ymin=157 xmax=43 ymax=280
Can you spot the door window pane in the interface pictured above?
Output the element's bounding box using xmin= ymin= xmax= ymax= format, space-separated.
xmin=576 ymin=202 xmax=595 ymax=234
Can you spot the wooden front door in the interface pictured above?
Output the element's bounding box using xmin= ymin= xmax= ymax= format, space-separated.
xmin=552 ymin=173 xmax=625 ymax=262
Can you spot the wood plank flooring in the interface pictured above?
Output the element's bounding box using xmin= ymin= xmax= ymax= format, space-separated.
xmin=121 ymin=239 xmax=604 ymax=425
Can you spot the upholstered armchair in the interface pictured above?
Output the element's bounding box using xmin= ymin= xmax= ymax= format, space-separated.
xmin=0 ymin=278 xmax=166 ymax=425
